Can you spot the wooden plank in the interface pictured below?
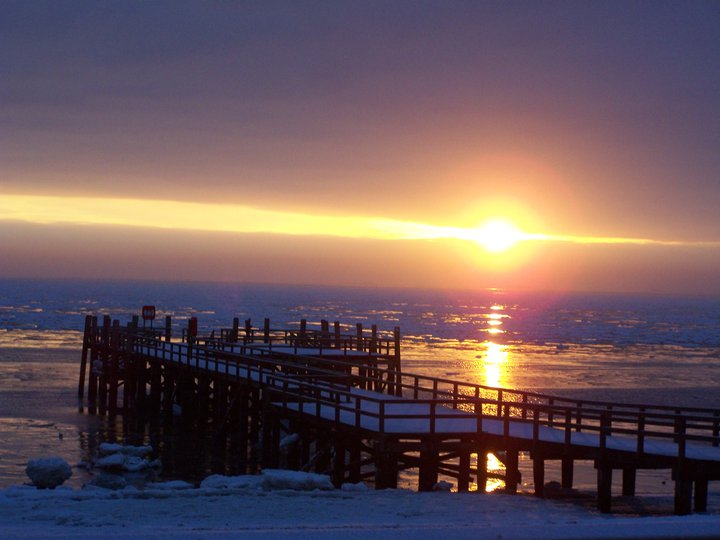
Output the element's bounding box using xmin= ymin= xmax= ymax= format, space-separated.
xmin=78 ymin=315 xmax=92 ymax=399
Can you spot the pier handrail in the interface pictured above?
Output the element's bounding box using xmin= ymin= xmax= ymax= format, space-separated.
xmin=90 ymin=323 xmax=720 ymax=460
xmin=260 ymin=372 xmax=720 ymax=461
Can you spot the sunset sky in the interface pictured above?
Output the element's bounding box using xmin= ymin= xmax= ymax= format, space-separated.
xmin=2 ymin=1 xmax=719 ymax=293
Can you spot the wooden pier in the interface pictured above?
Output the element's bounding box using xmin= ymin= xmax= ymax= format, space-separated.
xmin=78 ymin=313 xmax=720 ymax=515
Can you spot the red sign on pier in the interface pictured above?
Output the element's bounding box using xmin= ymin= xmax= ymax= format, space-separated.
xmin=141 ymin=305 xmax=156 ymax=321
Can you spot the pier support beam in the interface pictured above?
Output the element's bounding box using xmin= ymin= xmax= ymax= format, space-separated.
xmin=533 ymin=457 xmax=545 ymax=497
xmin=374 ymin=439 xmax=398 ymax=489
xmin=457 ymin=443 xmax=471 ymax=492
xmin=476 ymin=450 xmax=488 ymax=493
xmin=418 ymin=440 xmax=439 ymax=491
xmin=674 ymin=467 xmax=693 ymax=516
xmin=597 ymin=464 xmax=613 ymax=513
xmin=622 ymin=467 xmax=637 ymax=496
xmin=504 ymin=449 xmax=519 ymax=494
xmin=695 ymin=477 xmax=709 ymax=513
xmin=561 ymin=456 xmax=574 ymax=489
xmin=332 ymin=440 xmax=346 ymax=487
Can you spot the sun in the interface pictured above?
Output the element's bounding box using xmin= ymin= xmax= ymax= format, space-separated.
xmin=472 ymin=218 xmax=525 ymax=253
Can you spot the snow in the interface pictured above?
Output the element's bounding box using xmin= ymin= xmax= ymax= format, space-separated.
xmin=260 ymin=469 xmax=334 ymax=491
xmin=24 ymin=457 xmax=72 ymax=489
xmin=94 ymin=452 xmax=161 ymax=472
xmin=1 ymin=473 xmax=720 ymax=539
xmin=98 ymin=443 xmax=153 ymax=457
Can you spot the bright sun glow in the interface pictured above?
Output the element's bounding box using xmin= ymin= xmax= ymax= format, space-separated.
xmin=472 ymin=219 xmax=525 ymax=253
xmin=2 ymin=194 xmax=714 ymax=252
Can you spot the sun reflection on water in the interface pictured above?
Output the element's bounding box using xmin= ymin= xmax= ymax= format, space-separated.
xmin=481 ymin=341 xmax=509 ymax=388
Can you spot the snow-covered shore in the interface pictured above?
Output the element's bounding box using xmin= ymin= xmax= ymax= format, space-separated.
xmin=2 ymin=473 xmax=720 ymax=540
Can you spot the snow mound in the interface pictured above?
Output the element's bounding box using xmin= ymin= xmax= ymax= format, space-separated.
xmin=98 ymin=443 xmax=153 ymax=457
xmin=95 ymin=453 xmax=161 ymax=472
xmin=25 ymin=457 xmax=72 ymax=489
xmin=200 ymin=470 xmax=334 ymax=491
xmin=200 ymin=474 xmax=264 ymax=490
xmin=261 ymin=469 xmax=334 ymax=491
xmin=89 ymin=472 xmax=127 ymax=490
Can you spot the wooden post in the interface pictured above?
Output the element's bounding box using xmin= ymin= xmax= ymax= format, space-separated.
xmin=695 ymin=476 xmax=709 ymax=512
xmin=165 ymin=315 xmax=172 ymax=341
xmin=561 ymin=456 xmax=574 ymax=489
xmin=393 ymin=326 xmax=401 ymax=396
xmin=374 ymin=438 xmax=398 ymax=489
xmin=370 ymin=325 xmax=378 ymax=354
xmin=150 ymin=352 xmax=162 ymax=410
xmin=321 ymin=320 xmax=329 ymax=348
xmin=98 ymin=315 xmax=111 ymax=415
xmin=299 ymin=319 xmax=307 ymax=346
xmin=674 ymin=466 xmax=693 ymax=515
xmin=244 ymin=319 xmax=252 ymax=341
xmin=504 ymin=448 xmax=519 ymax=494
xmin=332 ymin=439 xmax=346 ymax=487
xmin=597 ymin=411 xmax=612 ymax=512
xmin=78 ymin=315 xmax=92 ymax=399
xmin=349 ymin=438 xmax=362 ymax=483
xmin=458 ymin=442 xmax=471 ymax=492
xmin=187 ymin=317 xmax=198 ymax=344
xmin=237 ymin=387 xmax=249 ymax=464
xmin=123 ymin=320 xmax=136 ymax=412
xmin=418 ymin=439 xmax=439 ymax=491
xmin=533 ymin=455 xmax=545 ymax=497
xmin=108 ymin=320 xmax=120 ymax=416
xmin=88 ymin=316 xmax=99 ymax=414
xmin=263 ymin=318 xmax=270 ymax=344
xmin=231 ymin=317 xmax=239 ymax=343
xmin=597 ymin=464 xmax=613 ymax=513
xmin=476 ymin=449 xmax=488 ymax=493
xmin=622 ymin=467 xmax=636 ymax=496
xmin=162 ymin=365 xmax=175 ymax=419
xmin=334 ymin=321 xmax=341 ymax=349
xmin=673 ymin=417 xmax=692 ymax=515
xmin=356 ymin=323 xmax=366 ymax=388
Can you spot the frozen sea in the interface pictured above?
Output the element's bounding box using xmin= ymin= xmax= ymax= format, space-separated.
xmin=1 ymin=278 xmax=719 ymax=497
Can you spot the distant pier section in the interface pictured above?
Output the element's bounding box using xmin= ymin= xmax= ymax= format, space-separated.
xmin=78 ymin=309 xmax=720 ymax=515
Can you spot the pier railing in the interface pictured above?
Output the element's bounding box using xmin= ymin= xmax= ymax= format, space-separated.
xmin=183 ymin=319 xmax=399 ymax=357
xmin=125 ymin=331 xmax=720 ymax=462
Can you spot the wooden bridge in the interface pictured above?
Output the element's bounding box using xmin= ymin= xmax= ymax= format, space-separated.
xmin=77 ymin=313 xmax=720 ymax=515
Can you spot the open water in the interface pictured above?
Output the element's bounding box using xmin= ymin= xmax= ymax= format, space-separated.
xmin=1 ymin=278 xmax=719 ymax=497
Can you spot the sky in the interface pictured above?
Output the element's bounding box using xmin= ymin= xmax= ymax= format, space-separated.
xmin=1 ymin=1 xmax=720 ymax=294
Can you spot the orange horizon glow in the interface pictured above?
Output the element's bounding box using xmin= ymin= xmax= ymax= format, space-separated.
xmin=1 ymin=193 xmax=718 ymax=255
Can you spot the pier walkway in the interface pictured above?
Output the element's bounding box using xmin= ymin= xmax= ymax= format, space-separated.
xmin=77 ymin=314 xmax=720 ymax=515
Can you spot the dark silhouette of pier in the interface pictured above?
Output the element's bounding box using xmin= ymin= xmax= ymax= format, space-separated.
xmin=78 ymin=313 xmax=720 ymax=515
